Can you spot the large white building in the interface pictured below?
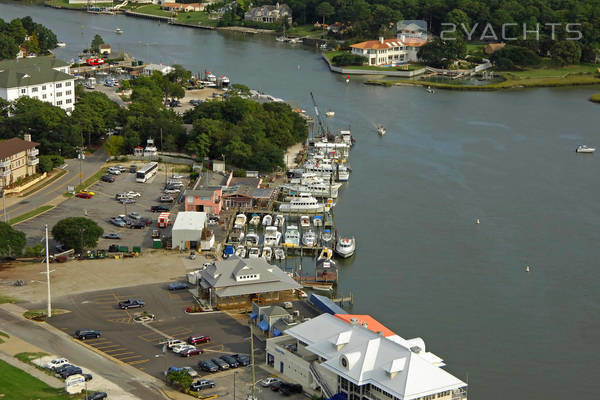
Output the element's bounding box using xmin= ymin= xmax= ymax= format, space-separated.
xmin=350 ymin=36 xmax=427 ymax=66
xmin=0 ymin=57 xmax=75 ymax=113
xmin=171 ymin=211 xmax=207 ymax=249
xmin=266 ymin=313 xmax=467 ymax=400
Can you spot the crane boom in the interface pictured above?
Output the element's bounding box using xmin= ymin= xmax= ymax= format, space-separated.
xmin=310 ymin=92 xmax=328 ymax=137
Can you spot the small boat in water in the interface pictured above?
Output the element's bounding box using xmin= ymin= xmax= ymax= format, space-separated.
xmin=56 ymin=42 xmax=66 ymax=47
xmin=284 ymin=225 xmax=300 ymax=247
xmin=318 ymin=247 xmax=333 ymax=261
xmin=262 ymin=246 xmax=273 ymax=261
xmin=248 ymin=247 xmax=260 ymax=258
xmin=321 ymin=229 xmax=333 ymax=244
xmin=376 ymin=124 xmax=386 ymax=136
xmin=576 ymin=145 xmax=596 ymax=153
xmin=264 ymin=226 xmax=282 ymax=246
xmin=274 ymin=248 xmax=286 ymax=260
xmin=426 ymin=86 xmax=435 ymax=94
xmin=245 ymin=231 xmax=260 ymax=246
xmin=234 ymin=214 xmax=247 ymax=229
xmin=274 ymin=214 xmax=285 ymax=228
xmin=300 ymin=215 xmax=311 ymax=228
xmin=262 ymin=214 xmax=272 ymax=226
xmin=335 ymin=236 xmax=356 ymax=258
xmin=325 ymin=110 xmax=335 ymax=118
xmin=235 ymin=245 xmax=246 ymax=258
xmin=115 ymin=28 xmax=123 ymax=34
xmin=313 ymin=215 xmax=323 ymax=227
xmin=249 ymin=214 xmax=261 ymax=226
xmin=302 ymin=230 xmax=317 ymax=247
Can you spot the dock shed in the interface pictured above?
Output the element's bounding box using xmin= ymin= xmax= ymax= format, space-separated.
xmin=172 ymin=211 xmax=207 ymax=250
xmin=309 ymin=293 xmax=345 ymax=315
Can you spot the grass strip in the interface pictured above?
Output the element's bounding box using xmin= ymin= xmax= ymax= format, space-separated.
xmin=20 ymin=169 xmax=68 ymax=198
xmin=0 ymin=358 xmax=74 ymax=400
xmin=14 ymin=352 xmax=51 ymax=375
xmin=9 ymin=205 xmax=54 ymax=225
xmin=589 ymin=93 xmax=600 ymax=103
xmin=64 ymin=167 xmax=108 ymax=197
xmin=0 ymin=330 xmax=8 ymax=344
xmin=0 ymin=295 xmax=19 ymax=304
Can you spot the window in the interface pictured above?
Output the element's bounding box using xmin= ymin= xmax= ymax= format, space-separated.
xmin=66 ymin=90 xmax=72 ymax=95
xmin=56 ymin=92 xmax=62 ymax=97
xmin=32 ymin=87 xmax=38 ymax=92
xmin=42 ymin=85 xmax=46 ymax=90
xmin=21 ymin=89 xmax=26 ymax=94
xmin=56 ymin=83 xmax=62 ymax=88
xmin=56 ymin=100 xmax=63 ymax=105
xmin=66 ymin=81 xmax=72 ymax=87
xmin=66 ymin=99 xmax=72 ymax=104
xmin=42 ymin=94 xmax=47 ymax=99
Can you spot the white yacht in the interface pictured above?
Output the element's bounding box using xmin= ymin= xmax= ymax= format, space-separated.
xmin=245 ymin=231 xmax=260 ymax=246
xmin=249 ymin=214 xmax=261 ymax=226
xmin=302 ymin=230 xmax=317 ymax=247
xmin=262 ymin=214 xmax=272 ymax=226
xmin=279 ymin=193 xmax=325 ymax=213
xmin=576 ymin=145 xmax=595 ymax=153
xmin=235 ymin=245 xmax=246 ymax=258
xmin=56 ymin=42 xmax=66 ymax=47
xmin=248 ymin=247 xmax=260 ymax=258
xmin=262 ymin=246 xmax=273 ymax=261
xmin=234 ymin=214 xmax=247 ymax=229
xmin=340 ymin=130 xmax=354 ymax=146
xmin=281 ymin=181 xmax=341 ymax=198
xmin=313 ymin=216 xmax=323 ymax=227
xmin=264 ymin=226 xmax=282 ymax=246
xmin=274 ymin=248 xmax=286 ymax=260
xmin=376 ymin=124 xmax=386 ymax=136
xmin=321 ymin=229 xmax=333 ymax=244
xmin=274 ymin=214 xmax=285 ymax=228
xmin=325 ymin=110 xmax=335 ymax=118
xmin=300 ymin=216 xmax=311 ymax=228
xmin=115 ymin=28 xmax=123 ymax=34
xmin=284 ymin=225 xmax=300 ymax=247
xmin=335 ymin=236 xmax=356 ymax=258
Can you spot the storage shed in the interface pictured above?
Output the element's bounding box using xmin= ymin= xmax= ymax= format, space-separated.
xmin=171 ymin=211 xmax=207 ymax=250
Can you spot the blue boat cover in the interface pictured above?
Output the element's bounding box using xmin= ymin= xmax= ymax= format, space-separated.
xmin=249 ymin=312 xmax=258 ymax=319
xmin=273 ymin=329 xmax=282 ymax=337
xmin=258 ymin=320 xmax=269 ymax=331
xmin=327 ymin=393 xmax=347 ymax=400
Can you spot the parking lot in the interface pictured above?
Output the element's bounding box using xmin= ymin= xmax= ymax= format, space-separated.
xmin=43 ymin=283 xmax=255 ymax=379
xmin=18 ymin=163 xmax=186 ymax=249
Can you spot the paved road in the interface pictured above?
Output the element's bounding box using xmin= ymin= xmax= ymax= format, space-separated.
xmin=0 ymin=305 xmax=168 ymax=400
xmin=1 ymin=148 xmax=107 ymax=222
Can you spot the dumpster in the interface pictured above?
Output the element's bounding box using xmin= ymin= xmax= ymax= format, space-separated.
xmin=153 ymin=239 xmax=162 ymax=249
xmin=133 ymin=246 xmax=141 ymax=254
xmin=118 ymin=246 xmax=129 ymax=252
xmin=96 ymin=250 xmax=106 ymax=259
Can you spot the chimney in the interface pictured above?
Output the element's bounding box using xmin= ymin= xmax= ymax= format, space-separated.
xmin=379 ymin=36 xmax=384 ymax=44
xmin=361 ymin=323 xmax=368 ymax=329
xmin=24 ymin=134 xmax=31 ymax=142
xmin=349 ymin=318 xmax=358 ymax=325
xmin=400 ymin=34 xmax=405 ymax=42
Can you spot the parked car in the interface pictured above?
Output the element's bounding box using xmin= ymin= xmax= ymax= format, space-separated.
xmin=171 ymin=174 xmax=184 ymax=179
xmin=280 ymin=382 xmax=303 ymax=395
xmin=74 ymin=329 xmax=101 ymax=340
xmin=59 ymin=366 xmax=83 ymax=379
xmin=54 ymin=364 xmax=75 ymax=375
xmin=151 ymin=205 xmax=170 ymax=212
xmin=76 ymin=192 xmax=93 ymax=199
xmin=182 ymin=366 xmax=198 ymax=377
xmin=115 ymin=193 xmax=128 ymax=201
xmin=85 ymin=392 xmax=107 ymax=400
xmin=260 ymin=377 xmax=280 ymax=387
xmin=211 ymin=357 xmax=229 ymax=371
xmin=180 ymin=348 xmax=203 ymax=357
xmin=172 ymin=344 xmax=196 ymax=354
xmin=130 ymin=221 xmax=146 ymax=229
xmin=79 ymin=190 xmax=95 ymax=196
xmin=187 ymin=335 xmax=211 ymax=345
xmin=220 ymin=355 xmax=239 ymax=368
xmin=108 ymin=168 xmax=121 ymax=175
xmin=118 ymin=299 xmax=145 ymax=309
xmin=45 ymin=358 xmax=69 ymax=370
xmin=83 ymin=373 xmax=93 ymax=381
xmin=168 ymin=282 xmax=189 ymax=291
xmin=270 ymin=381 xmax=282 ymax=392
xmin=114 ymin=165 xmax=126 ymax=172
xmin=190 ymin=379 xmax=215 ymax=391
xmin=128 ymin=212 xmax=141 ymax=220
xmin=233 ymin=354 xmax=250 ymax=366
xmin=167 ymin=366 xmax=183 ymax=375
xmin=198 ymin=359 xmax=219 ymax=373
xmin=166 ymin=339 xmax=187 ymax=349
xmin=160 ymin=195 xmax=174 ymax=203
xmin=120 ymin=198 xmax=136 ymax=204
xmin=163 ymin=188 xmax=180 ymax=194
xmin=101 ymin=175 xmax=115 ymax=183
xmin=109 ymin=217 xmax=126 ymax=227
xmin=129 ymin=165 xmax=137 ymax=173
xmin=102 ymin=233 xmax=122 ymax=239
xmin=125 ymin=191 xmax=141 ymax=198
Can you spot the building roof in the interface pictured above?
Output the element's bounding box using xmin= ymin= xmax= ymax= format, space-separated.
xmin=284 ymin=314 xmax=466 ymax=400
xmin=99 ymin=44 xmax=111 ymax=49
xmin=246 ymin=3 xmax=292 ymax=17
xmin=484 ymin=43 xmax=506 ymax=55
xmin=0 ymin=137 xmax=40 ymax=159
xmin=350 ymin=37 xmax=427 ymax=50
xmin=0 ymin=56 xmax=73 ymax=88
xmin=263 ymin=305 xmax=289 ymax=318
xmin=229 ymin=176 xmax=261 ymax=188
xmin=252 ymin=187 xmax=275 ymax=199
xmin=200 ymin=256 xmax=301 ymax=297
xmin=172 ymin=211 xmax=206 ymax=231
xmin=184 ymin=187 xmax=220 ymax=199
xmin=199 ymin=171 xmax=230 ymax=187
xmin=334 ymin=315 xmax=396 ymax=338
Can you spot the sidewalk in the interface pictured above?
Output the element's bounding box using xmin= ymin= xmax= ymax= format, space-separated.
xmin=0 ymin=351 xmax=64 ymax=389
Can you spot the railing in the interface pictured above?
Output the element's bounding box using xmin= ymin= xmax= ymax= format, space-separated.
xmin=0 ymin=160 xmax=10 ymax=168
xmin=27 ymin=158 xmax=39 ymax=166
xmin=310 ymin=361 xmax=334 ymax=398
xmin=1 ymin=170 xmax=11 ymax=177
xmin=27 ymin=148 xmax=39 ymax=156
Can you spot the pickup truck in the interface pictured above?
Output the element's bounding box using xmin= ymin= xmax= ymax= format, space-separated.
xmin=118 ymin=299 xmax=145 ymax=309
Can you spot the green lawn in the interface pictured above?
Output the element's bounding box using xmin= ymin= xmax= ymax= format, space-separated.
xmin=0 ymin=330 xmax=8 ymax=344
xmin=46 ymin=0 xmax=114 ymax=8
xmin=9 ymin=205 xmax=54 ymax=225
xmin=466 ymin=43 xmax=485 ymax=56
xmin=344 ymin=63 xmax=425 ymax=71
xmin=590 ymin=93 xmax=600 ymax=103
xmin=134 ymin=5 xmax=172 ymax=17
xmin=503 ymin=64 xmax=598 ymax=79
xmin=0 ymin=359 xmax=74 ymax=400
xmin=176 ymin=11 xmax=218 ymax=27
xmin=288 ymin=24 xmax=325 ymax=38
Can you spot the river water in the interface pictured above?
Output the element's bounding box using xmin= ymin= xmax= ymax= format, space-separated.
xmin=2 ymin=2 xmax=600 ymax=399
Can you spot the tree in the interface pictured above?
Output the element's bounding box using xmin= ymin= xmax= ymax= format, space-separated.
xmin=0 ymin=32 xmax=18 ymax=60
xmin=332 ymin=53 xmax=367 ymax=66
xmin=104 ymin=135 xmax=125 ymax=156
xmin=316 ymin=2 xmax=335 ymax=24
xmin=91 ymin=34 xmax=104 ymax=53
xmin=8 ymin=19 xmax=27 ymax=45
xmin=0 ymin=222 xmax=26 ymax=259
xmin=51 ymin=217 xmax=103 ymax=253
xmin=418 ymin=36 xmax=467 ymax=68
xmin=551 ymin=41 xmax=582 ymax=65
xmin=167 ymin=64 xmax=192 ymax=84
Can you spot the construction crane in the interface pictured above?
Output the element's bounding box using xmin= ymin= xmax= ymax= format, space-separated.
xmin=310 ymin=92 xmax=329 ymax=137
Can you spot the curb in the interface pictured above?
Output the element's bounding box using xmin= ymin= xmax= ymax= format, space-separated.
xmin=11 ymin=205 xmax=56 ymax=226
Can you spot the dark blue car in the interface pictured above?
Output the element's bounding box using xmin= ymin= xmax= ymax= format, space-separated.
xmin=168 ymin=282 xmax=189 ymax=291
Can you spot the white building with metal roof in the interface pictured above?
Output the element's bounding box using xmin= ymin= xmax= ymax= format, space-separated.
xmin=266 ymin=313 xmax=467 ymax=400
xmin=171 ymin=211 xmax=207 ymax=249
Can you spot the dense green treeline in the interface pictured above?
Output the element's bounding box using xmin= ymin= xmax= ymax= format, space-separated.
xmin=0 ymin=17 xmax=57 ymax=59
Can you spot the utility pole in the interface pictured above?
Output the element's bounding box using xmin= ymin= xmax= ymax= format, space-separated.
xmin=79 ymin=131 xmax=84 ymax=186
xmin=233 ymin=371 xmax=237 ymax=400
xmin=1 ymin=189 xmax=6 ymax=223
xmin=250 ymin=323 xmax=255 ymax=400
xmin=44 ymin=224 xmax=52 ymax=318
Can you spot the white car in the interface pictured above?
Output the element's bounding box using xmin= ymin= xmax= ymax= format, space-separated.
xmin=183 ymin=366 xmax=199 ymax=377
xmin=260 ymin=377 xmax=280 ymax=387
xmin=46 ymin=358 xmax=69 ymax=370
xmin=171 ymin=174 xmax=184 ymax=179
xmin=172 ymin=344 xmax=196 ymax=354
xmin=125 ymin=191 xmax=141 ymax=198
xmin=108 ymin=168 xmax=121 ymax=175
xmin=166 ymin=339 xmax=187 ymax=349
xmin=163 ymin=189 xmax=180 ymax=194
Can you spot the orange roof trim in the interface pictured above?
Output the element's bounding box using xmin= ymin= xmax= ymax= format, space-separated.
xmin=350 ymin=37 xmax=427 ymax=50
xmin=334 ymin=314 xmax=396 ymax=337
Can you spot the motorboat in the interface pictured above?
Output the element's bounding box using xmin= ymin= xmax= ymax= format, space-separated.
xmin=234 ymin=214 xmax=247 ymax=229
xmin=318 ymin=247 xmax=333 ymax=261
xmin=229 ymin=228 xmax=245 ymax=243
xmin=115 ymin=28 xmax=123 ymax=34
xmin=302 ymin=230 xmax=317 ymax=247
xmin=300 ymin=216 xmax=311 ymax=228
xmin=426 ymin=86 xmax=435 ymax=94
xmin=281 ymin=180 xmax=341 ymax=199
xmin=274 ymin=248 xmax=286 ymax=260
xmin=262 ymin=214 xmax=272 ymax=226
xmin=376 ymin=124 xmax=386 ymax=136
xmin=218 ymin=75 xmax=230 ymax=87
xmin=249 ymin=214 xmax=261 ymax=226
xmin=319 ymin=43 xmax=327 ymax=49
xmin=325 ymin=111 xmax=335 ymax=118
xmin=279 ymin=193 xmax=326 ymax=213
xmin=264 ymin=226 xmax=282 ymax=246
xmin=262 ymin=246 xmax=273 ymax=261
xmin=340 ymin=130 xmax=354 ymax=146
xmin=297 ymin=289 xmax=308 ymax=298
xmin=56 ymin=42 xmax=66 ymax=47
xmin=276 ymin=36 xmax=287 ymax=42
xmin=284 ymin=225 xmax=300 ymax=247
xmin=576 ymin=145 xmax=595 ymax=153
xmin=245 ymin=231 xmax=260 ymax=246
xmin=335 ymin=236 xmax=356 ymax=258
xmin=235 ymin=245 xmax=246 ymax=258
xmin=313 ymin=215 xmax=323 ymax=227
xmin=274 ymin=214 xmax=285 ymax=228
xmin=321 ymin=229 xmax=333 ymax=244
xmin=315 ymin=258 xmax=337 ymax=282
xmin=248 ymin=247 xmax=260 ymax=258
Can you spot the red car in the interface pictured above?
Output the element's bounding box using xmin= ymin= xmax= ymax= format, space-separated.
xmin=180 ymin=348 xmax=203 ymax=357
xmin=86 ymin=58 xmax=105 ymax=66
xmin=187 ymin=335 xmax=211 ymax=345
xmin=76 ymin=192 xmax=93 ymax=199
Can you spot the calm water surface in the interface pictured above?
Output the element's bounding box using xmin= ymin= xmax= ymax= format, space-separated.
xmin=2 ymin=2 xmax=600 ymax=399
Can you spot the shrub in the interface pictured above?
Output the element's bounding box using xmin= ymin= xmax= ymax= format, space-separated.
xmin=332 ymin=53 xmax=367 ymax=66
xmin=491 ymin=46 xmax=541 ymax=67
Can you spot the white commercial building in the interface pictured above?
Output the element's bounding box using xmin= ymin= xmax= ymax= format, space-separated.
xmin=143 ymin=63 xmax=175 ymax=76
xmin=171 ymin=211 xmax=207 ymax=249
xmin=266 ymin=313 xmax=467 ymax=400
xmin=0 ymin=57 xmax=75 ymax=113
